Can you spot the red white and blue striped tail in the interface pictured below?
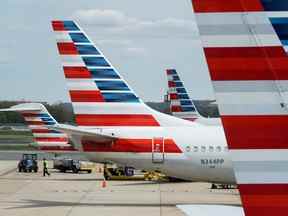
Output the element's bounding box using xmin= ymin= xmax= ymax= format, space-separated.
xmin=51 ymin=20 xmax=167 ymax=127
xmin=190 ymin=1 xmax=288 ymax=216
xmin=166 ymin=69 xmax=201 ymax=121
xmin=0 ymin=103 xmax=75 ymax=151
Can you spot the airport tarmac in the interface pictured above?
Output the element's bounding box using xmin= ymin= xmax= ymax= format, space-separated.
xmin=0 ymin=160 xmax=241 ymax=216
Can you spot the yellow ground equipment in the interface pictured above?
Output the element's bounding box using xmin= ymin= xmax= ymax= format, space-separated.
xmin=144 ymin=171 xmax=168 ymax=181
xmin=104 ymin=167 xmax=145 ymax=180
xmin=104 ymin=166 xmax=169 ymax=181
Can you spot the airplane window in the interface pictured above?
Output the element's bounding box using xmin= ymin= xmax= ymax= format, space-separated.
xmin=193 ymin=146 xmax=198 ymax=152
xmin=216 ymin=146 xmax=221 ymax=152
xmin=186 ymin=146 xmax=191 ymax=152
xmin=209 ymin=146 xmax=214 ymax=152
xmin=201 ymin=146 xmax=206 ymax=152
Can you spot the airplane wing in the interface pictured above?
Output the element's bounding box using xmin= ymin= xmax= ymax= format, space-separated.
xmin=177 ymin=205 xmax=244 ymax=216
xmin=190 ymin=1 xmax=288 ymax=216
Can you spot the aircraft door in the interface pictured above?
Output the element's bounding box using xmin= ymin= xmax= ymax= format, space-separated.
xmin=152 ymin=137 xmax=164 ymax=163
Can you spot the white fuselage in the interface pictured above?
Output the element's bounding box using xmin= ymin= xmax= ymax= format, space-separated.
xmin=195 ymin=117 xmax=222 ymax=126
xmin=71 ymin=122 xmax=235 ymax=184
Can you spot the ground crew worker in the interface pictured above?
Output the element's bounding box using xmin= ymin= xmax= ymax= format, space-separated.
xmin=43 ymin=158 xmax=50 ymax=176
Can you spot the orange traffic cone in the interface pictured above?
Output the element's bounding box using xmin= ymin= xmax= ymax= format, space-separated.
xmin=101 ymin=180 xmax=107 ymax=188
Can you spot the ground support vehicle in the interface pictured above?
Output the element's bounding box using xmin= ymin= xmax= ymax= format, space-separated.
xmin=53 ymin=158 xmax=93 ymax=173
xmin=18 ymin=153 xmax=38 ymax=173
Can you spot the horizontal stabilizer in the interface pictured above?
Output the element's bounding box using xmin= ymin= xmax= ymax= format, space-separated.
xmin=51 ymin=124 xmax=116 ymax=143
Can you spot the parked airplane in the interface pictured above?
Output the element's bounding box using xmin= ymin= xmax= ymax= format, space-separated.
xmin=47 ymin=20 xmax=235 ymax=184
xmin=166 ymin=68 xmax=221 ymax=125
xmin=187 ymin=0 xmax=288 ymax=215
xmin=0 ymin=103 xmax=76 ymax=152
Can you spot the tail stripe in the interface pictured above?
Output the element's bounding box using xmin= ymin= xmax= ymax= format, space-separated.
xmin=55 ymin=32 xmax=73 ymax=43
xmin=75 ymin=114 xmax=160 ymax=126
xmin=178 ymin=94 xmax=189 ymax=100
xmin=270 ymin=17 xmax=288 ymax=53
xmin=192 ymin=0 xmax=264 ymax=13
xmin=67 ymin=80 xmax=98 ymax=91
xmin=57 ymin=42 xmax=78 ymax=55
xmin=89 ymin=68 xmax=120 ymax=79
xmin=69 ymin=32 xmax=90 ymax=43
xmin=101 ymin=92 xmax=140 ymax=102
xmin=63 ymin=67 xmax=120 ymax=79
xmin=72 ymin=103 xmax=149 ymax=115
xmin=166 ymin=69 xmax=177 ymax=75
xmin=70 ymin=90 xmax=104 ymax=102
xmin=82 ymin=57 xmax=110 ymax=67
xmin=61 ymin=55 xmax=85 ymax=67
xmin=76 ymin=44 xmax=100 ymax=55
xmin=222 ymin=115 xmax=288 ymax=149
xmin=192 ymin=1 xmax=288 ymax=13
xmin=206 ymin=47 xmax=288 ymax=81
xmin=95 ymin=80 xmax=129 ymax=91
xmin=63 ymin=67 xmax=91 ymax=78
xmin=181 ymin=101 xmax=193 ymax=106
xmin=52 ymin=21 xmax=79 ymax=31
xmin=195 ymin=13 xmax=281 ymax=48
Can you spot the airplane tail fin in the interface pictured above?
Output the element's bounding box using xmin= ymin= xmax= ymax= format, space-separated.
xmin=0 ymin=103 xmax=75 ymax=151
xmin=190 ymin=1 xmax=288 ymax=215
xmin=51 ymin=20 xmax=192 ymax=127
xmin=166 ymin=69 xmax=201 ymax=121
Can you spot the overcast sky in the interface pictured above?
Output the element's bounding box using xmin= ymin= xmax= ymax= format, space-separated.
xmin=0 ymin=0 xmax=214 ymax=103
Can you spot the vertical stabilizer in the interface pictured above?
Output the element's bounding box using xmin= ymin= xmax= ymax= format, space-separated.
xmin=190 ymin=1 xmax=288 ymax=215
xmin=166 ymin=69 xmax=201 ymax=121
xmin=52 ymin=20 xmax=193 ymax=127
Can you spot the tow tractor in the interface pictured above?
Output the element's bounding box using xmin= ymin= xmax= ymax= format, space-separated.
xmin=18 ymin=153 xmax=38 ymax=172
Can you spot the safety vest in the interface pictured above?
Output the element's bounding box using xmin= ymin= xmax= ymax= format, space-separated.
xmin=43 ymin=161 xmax=47 ymax=168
